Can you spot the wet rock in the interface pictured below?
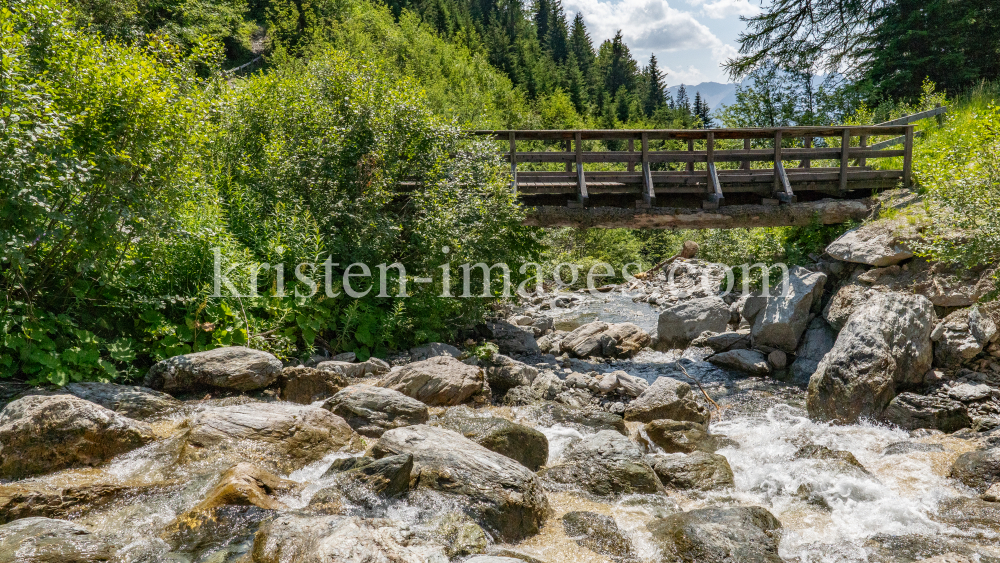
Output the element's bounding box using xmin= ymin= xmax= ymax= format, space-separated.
xmin=522 ymin=403 xmax=627 ymax=435
xmin=143 ymin=346 xmax=281 ymax=392
xmin=431 ymin=512 xmax=488 ymax=558
xmin=316 ymin=358 xmax=391 ymax=378
xmin=484 ymin=354 xmax=538 ymax=396
xmin=377 ymin=356 xmax=487 ymax=406
xmin=322 ymin=384 xmax=429 ymax=438
xmin=410 ymin=342 xmax=463 ymax=360
xmin=0 ymin=474 xmax=173 ymax=524
xmin=708 ymin=349 xmax=771 ymax=376
xmin=947 ymin=382 xmax=992 ymax=402
xmin=601 ymin=323 xmax=652 ymax=358
xmin=934 ymin=496 xmax=1000 ymax=529
xmin=913 ymin=555 xmax=973 ymax=563
xmin=0 ymin=517 xmax=114 ymax=562
xmin=791 ymin=318 xmax=837 ymax=384
xmin=700 ymin=330 xmax=751 ymax=352
xmin=537 ymin=331 xmax=568 ymax=354
xmin=543 ymin=430 xmax=662 ymax=496
xmin=372 ymin=425 xmax=549 ymax=541
xmin=882 ymin=393 xmax=972 ymax=433
xmin=882 ymin=441 xmax=944 ymax=455
xmin=624 ymin=376 xmax=711 ymax=425
xmin=529 ymin=371 xmax=566 ymax=401
xmin=61 ymin=382 xmax=180 ymax=419
xmin=642 ymin=420 xmax=715 ymax=454
xmin=651 ymin=451 xmax=735 ymax=491
xmin=823 ymin=284 xmax=875 ymax=332
xmin=807 ymin=292 xmax=936 ymax=423
xmin=660 ymin=258 xmax=727 ymax=301
xmin=768 ymin=350 xmax=787 ymax=370
xmin=279 ymin=366 xmax=348 ymax=404
xmin=434 ymin=410 xmax=548 ymax=471
xmin=0 ymin=395 xmax=153 ymax=480
xmin=825 ymin=226 xmax=913 ymax=267
xmin=932 ymin=306 xmax=998 ymax=368
xmin=179 ymin=402 xmax=355 ymax=473
xmin=320 ymin=454 xmax=414 ymax=497
xmin=949 ymin=447 xmax=1000 ymax=492
xmin=486 ymin=320 xmax=540 ymax=356
xmin=246 ymin=515 xmax=448 ymax=562
xmin=794 ymin=444 xmax=869 ymax=475
xmin=561 ymin=511 xmax=636 ymax=562
xmin=163 ymin=463 xmax=299 ymax=550
xmin=656 ymin=297 xmax=731 ymax=350
xmin=748 ymin=266 xmax=827 ymax=352
xmin=467 ymin=557 xmax=530 ymax=563
xmin=646 ymin=506 xmax=783 ymax=563
xmin=982 ymin=482 xmax=1000 ymax=502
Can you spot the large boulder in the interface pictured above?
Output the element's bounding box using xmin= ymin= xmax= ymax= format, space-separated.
xmin=245 ymin=515 xmax=448 ymax=562
xmin=522 ymin=403 xmax=627 ymax=435
xmin=791 ymin=318 xmax=837 ymax=384
xmin=623 ymin=376 xmax=710 ymax=425
xmin=602 ymin=323 xmax=653 ymax=358
xmin=0 ymin=474 xmax=169 ymax=524
xmin=656 ymin=297 xmax=730 ymax=350
xmin=747 ymin=266 xmax=827 ymax=352
xmin=932 ymin=306 xmax=998 ymax=368
xmin=322 ymin=384 xmax=429 ymax=437
xmin=484 ymin=355 xmax=538 ymax=396
xmin=0 ymin=395 xmax=153 ymax=480
xmin=61 ymin=382 xmax=180 ymax=419
xmin=316 ymin=358 xmax=391 ymax=378
xmin=543 ymin=430 xmax=662 ymax=496
xmin=825 ymin=225 xmax=914 ymax=267
xmin=646 ymin=506 xmax=783 ymax=563
xmin=708 ymin=349 xmax=770 ymax=376
xmin=559 ymin=321 xmax=611 ymax=358
xmin=949 ymin=447 xmax=1000 ymax=493
xmin=486 ymin=320 xmax=540 ymax=356
xmin=279 ymin=366 xmax=348 ymax=404
xmin=807 ymin=292 xmax=936 ymax=423
xmin=144 ymin=346 xmax=281 ymax=392
xmin=651 ymin=451 xmax=735 ymax=491
xmin=0 ymin=517 xmax=115 ymax=562
xmin=372 ymin=425 xmax=549 ymax=541
xmin=179 ymin=402 xmax=355 ymax=473
xmin=660 ymin=258 xmax=728 ymax=301
xmin=557 ymin=322 xmax=650 ymax=358
xmin=561 ymin=511 xmax=636 ymax=563
xmin=377 ymin=356 xmax=487 ymax=406
xmin=822 ymin=284 xmax=875 ymax=332
xmin=642 ymin=420 xmax=715 ymax=454
xmin=409 ymin=342 xmax=462 ymax=361
xmin=882 ymin=392 xmax=972 ymax=433
xmin=433 ymin=410 xmax=548 ymax=471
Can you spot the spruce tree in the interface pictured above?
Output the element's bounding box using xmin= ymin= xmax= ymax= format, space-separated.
xmin=642 ymin=54 xmax=666 ymax=117
xmin=675 ymin=84 xmax=690 ymax=115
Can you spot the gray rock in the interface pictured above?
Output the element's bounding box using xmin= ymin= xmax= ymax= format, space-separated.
xmin=651 ymin=451 xmax=735 ymax=491
xmin=316 ymin=358 xmax=390 ymax=378
xmin=948 ymin=382 xmax=992 ymax=403
xmin=0 ymin=395 xmax=153 ymax=480
xmin=529 ymin=371 xmax=566 ymax=401
xmin=333 ymin=351 xmax=356 ymax=362
xmin=320 ymin=454 xmax=413 ymax=497
xmin=768 ymin=350 xmax=787 ymax=370
xmin=601 ymin=323 xmax=652 ymax=358
xmin=642 ymin=420 xmax=715 ymax=454
xmin=466 ymin=557 xmax=527 ymax=563
xmin=883 ymin=393 xmax=972 ymax=433
xmin=543 ymin=430 xmax=662 ymax=496
xmin=661 ymin=259 xmax=728 ymax=301
xmin=794 ymin=444 xmax=870 ymax=476
xmin=825 ymin=226 xmax=914 ymax=267
xmin=701 ymin=331 xmax=751 ymax=352
xmin=823 ymin=284 xmax=875 ymax=332
xmin=749 ymin=266 xmax=826 ymax=352
xmin=708 ymin=349 xmax=771 ymax=376
xmin=372 ymin=425 xmax=549 ymax=541
xmin=612 ymin=370 xmax=649 ymax=398
xmin=378 ymin=356 xmax=486 ymax=406
xmin=646 ymin=506 xmax=783 ymax=563
xmin=179 ymin=402 xmax=355 ymax=473
xmin=279 ymin=366 xmax=348 ymax=404
xmin=486 ymin=321 xmax=540 ymax=356
xmin=932 ymin=306 xmax=998 ymax=368
xmin=246 ymin=515 xmax=448 ymax=562
xmin=791 ymin=318 xmax=837 ymax=384
xmin=537 ymin=331 xmax=567 ymax=354
xmin=485 ymin=355 xmax=538 ymax=395
xmin=882 ymin=441 xmax=944 ymax=456
xmin=807 ymin=292 xmax=936 ymax=423
xmin=0 ymin=517 xmax=114 ymax=562
xmin=561 ymin=511 xmax=636 ymax=562
xmin=950 ymin=447 xmax=1000 ymax=492
xmin=559 ymin=322 xmax=610 ymax=358
xmin=522 ymin=403 xmax=627 ymax=435
xmin=322 ymin=384 xmax=429 ymax=437
xmin=143 ymin=346 xmax=281 ymax=392
xmin=656 ymin=297 xmax=731 ymax=349
xmin=409 ymin=342 xmax=463 ymax=361
xmin=434 ymin=410 xmax=549 ymax=471
xmin=624 ymin=376 xmax=710 ymax=425
xmin=62 ymin=382 xmax=180 ymax=418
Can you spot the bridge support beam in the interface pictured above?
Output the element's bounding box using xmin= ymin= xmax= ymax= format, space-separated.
xmin=522 ymin=199 xmax=871 ymax=230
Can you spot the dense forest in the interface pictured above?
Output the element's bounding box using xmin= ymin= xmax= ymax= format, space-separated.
xmin=2 ymin=0 xmax=999 ymax=384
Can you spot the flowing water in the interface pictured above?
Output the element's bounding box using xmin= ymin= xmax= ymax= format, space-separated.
xmin=14 ymin=290 xmax=1000 ymax=562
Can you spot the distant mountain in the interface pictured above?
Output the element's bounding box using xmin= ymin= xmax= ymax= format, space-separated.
xmin=666 ymin=81 xmax=740 ymax=111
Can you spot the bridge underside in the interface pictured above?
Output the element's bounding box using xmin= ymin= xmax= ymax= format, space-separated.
xmin=522 ymin=199 xmax=872 ymax=229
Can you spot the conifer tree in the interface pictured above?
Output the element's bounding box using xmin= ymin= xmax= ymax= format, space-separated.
xmin=642 ymin=54 xmax=666 ymax=117
xmin=675 ymin=84 xmax=690 ymax=115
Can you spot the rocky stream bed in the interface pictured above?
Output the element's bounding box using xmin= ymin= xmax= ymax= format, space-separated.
xmin=2 ymin=223 xmax=1000 ymax=563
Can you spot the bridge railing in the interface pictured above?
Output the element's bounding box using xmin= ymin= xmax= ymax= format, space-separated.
xmin=470 ymin=125 xmax=915 ymax=209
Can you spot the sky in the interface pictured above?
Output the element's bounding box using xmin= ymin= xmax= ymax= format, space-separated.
xmin=562 ymin=0 xmax=759 ymax=86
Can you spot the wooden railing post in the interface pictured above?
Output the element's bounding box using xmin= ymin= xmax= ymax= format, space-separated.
xmin=859 ymin=134 xmax=868 ymax=167
xmin=627 ymin=138 xmax=635 ymax=173
xmin=565 ymin=139 xmax=572 ymax=172
xmin=509 ymin=131 xmax=517 ymax=192
xmin=742 ymin=138 xmax=750 ymax=170
xmin=839 ymin=128 xmax=851 ymax=194
xmin=773 ymin=130 xmax=782 ymax=194
xmin=687 ymin=139 xmax=695 ymax=172
xmin=704 ymin=131 xmax=722 ymax=209
xmin=802 ymin=136 xmax=811 ymax=168
xmin=640 ymin=132 xmax=654 ymax=208
xmin=575 ymin=131 xmax=588 ymax=207
xmin=903 ymin=125 xmax=914 ymax=187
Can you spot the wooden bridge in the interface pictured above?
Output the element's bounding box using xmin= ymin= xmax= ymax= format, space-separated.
xmin=470 ymin=109 xmax=944 ymax=228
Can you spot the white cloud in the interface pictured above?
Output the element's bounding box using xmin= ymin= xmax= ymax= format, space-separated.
xmin=661 ymin=65 xmax=708 ymax=85
xmin=565 ymin=0 xmax=720 ymax=53
xmin=687 ymin=0 xmax=760 ymax=19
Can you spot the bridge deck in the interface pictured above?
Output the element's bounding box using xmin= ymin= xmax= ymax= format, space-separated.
xmin=472 ymin=125 xmax=915 ymax=211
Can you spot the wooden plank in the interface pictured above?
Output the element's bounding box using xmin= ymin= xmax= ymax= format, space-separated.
xmin=869 ymin=131 xmax=924 ymax=150
xmin=705 ymin=131 xmax=720 ymax=208
xmin=859 ymin=134 xmax=868 ymax=167
xmin=687 ymin=139 xmax=694 ymax=173
xmin=903 ymin=125 xmax=914 ymax=187
xmin=802 ymin=136 xmax=811 ymax=168
xmin=839 ymin=129 xmax=850 ymax=194
xmin=775 ymin=161 xmax=795 ymax=203
xmin=628 ymin=138 xmax=635 ymax=172
xmin=878 ymin=105 xmax=948 ymax=126
xmin=509 ymin=132 xmax=516 ymax=191
xmin=742 ymin=138 xmax=751 ymax=170
xmin=774 ymin=130 xmax=782 ymax=194
xmin=565 ymin=140 xmax=572 ymax=172
xmin=469 ymin=125 xmax=911 ymax=141
xmin=575 ymin=132 xmax=588 ymax=206
xmin=641 ymin=132 xmax=654 ymax=206
xmin=707 ymin=163 xmax=723 ymax=206
xmin=501 ymin=147 xmax=903 ymax=163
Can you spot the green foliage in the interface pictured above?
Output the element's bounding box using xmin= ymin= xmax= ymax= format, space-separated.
xmin=541 ymin=228 xmax=645 ymax=289
xmin=472 ymin=341 xmax=498 ymax=362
